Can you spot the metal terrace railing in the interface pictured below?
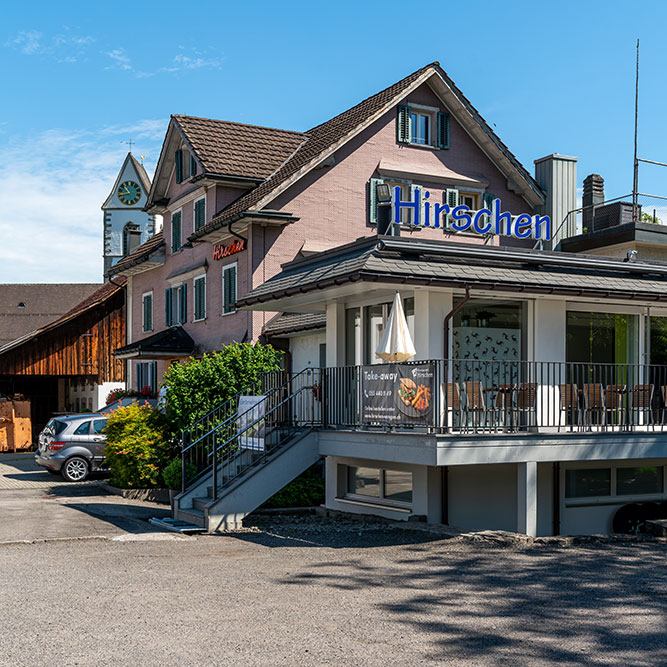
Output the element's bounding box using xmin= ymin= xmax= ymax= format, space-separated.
xmin=319 ymin=360 xmax=667 ymax=435
xmin=181 ymin=360 xmax=667 ymax=495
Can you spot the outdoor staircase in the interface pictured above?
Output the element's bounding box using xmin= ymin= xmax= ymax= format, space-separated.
xmin=173 ymin=369 xmax=322 ymax=531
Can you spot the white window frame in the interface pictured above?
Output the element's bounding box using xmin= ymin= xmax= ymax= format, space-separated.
xmin=407 ymin=103 xmax=439 ymax=148
xmin=562 ymin=461 xmax=667 ymax=507
xmin=142 ymin=291 xmax=153 ymax=333
xmin=193 ymin=196 xmax=206 ymax=232
xmin=343 ymin=465 xmax=413 ymax=509
xmin=222 ymin=262 xmax=238 ymax=316
xmin=193 ymin=274 xmax=207 ymax=322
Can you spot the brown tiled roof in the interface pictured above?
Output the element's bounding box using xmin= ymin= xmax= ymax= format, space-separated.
xmin=0 ymin=278 xmax=126 ymax=355
xmin=191 ymin=63 xmax=437 ymax=240
xmin=174 ymin=115 xmax=306 ymax=181
xmin=0 ymin=283 xmax=100 ymax=347
xmin=108 ymin=230 xmax=165 ymax=276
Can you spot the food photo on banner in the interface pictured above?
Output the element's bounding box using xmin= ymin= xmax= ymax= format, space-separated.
xmin=237 ymin=395 xmax=266 ymax=451
xmin=361 ymin=363 xmax=435 ymax=425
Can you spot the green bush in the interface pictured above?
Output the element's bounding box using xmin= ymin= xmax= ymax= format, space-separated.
xmin=163 ymin=342 xmax=283 ymax=436
xmin=262 ymin=468 xmax=325 ymax=509
xmin=104 ymin=404 xmax=174 ymax=489
xmin=162 ymin=457 xmax=197 ymax=490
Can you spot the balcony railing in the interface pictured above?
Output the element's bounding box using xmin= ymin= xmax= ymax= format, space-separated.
xmin=319 ymin=360 xmax=667 ymax=435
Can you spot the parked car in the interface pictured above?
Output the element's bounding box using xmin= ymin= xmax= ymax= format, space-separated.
xmin=35 ymin=414 xmax=109 ymax=482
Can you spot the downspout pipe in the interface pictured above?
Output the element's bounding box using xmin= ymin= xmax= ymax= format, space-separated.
xmin=443 ymin=285 xmax=471 ymax=359
xmin=228 ymin=218 xmax=248 ymax=244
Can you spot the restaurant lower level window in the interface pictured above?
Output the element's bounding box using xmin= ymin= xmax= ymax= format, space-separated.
xmin=565 ymin=468 xmax=611 ymax=498
xmin=616 ymin=466 xmax=663 ymax=496
xmin=345 ymin=466 xmax=413 ymax=506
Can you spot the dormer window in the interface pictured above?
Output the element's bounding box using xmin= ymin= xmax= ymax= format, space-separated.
xmin=397 ymin=104 xmax=449 ymax=149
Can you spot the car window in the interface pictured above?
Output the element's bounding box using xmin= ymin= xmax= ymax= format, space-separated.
xmin=73 ymin=421 xmax=91 ymax=436
xmin=46 ymin=419 xmax=67 ymax=436
xmin=92 ymin=419 xmax=107 ymax=435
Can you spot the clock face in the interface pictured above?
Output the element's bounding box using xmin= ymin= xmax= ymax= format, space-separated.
xmin=118 ymin=181 xmax=142 ymax=206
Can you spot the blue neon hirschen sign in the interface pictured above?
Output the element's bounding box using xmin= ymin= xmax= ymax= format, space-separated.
xmin=391 ymin=187 xmax=551 ymax=241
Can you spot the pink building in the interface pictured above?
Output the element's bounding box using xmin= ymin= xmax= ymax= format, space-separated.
xmin=110 ymin=62 xmax=555 ymax=392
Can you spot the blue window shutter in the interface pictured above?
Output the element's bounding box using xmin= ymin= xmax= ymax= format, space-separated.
xmin=483 ymin=193 xmax=494 ymax=210
xmin=369 ymin=178 xmax=383 ymax=224
xmin=190 ymin=154 xmax=197 ymax=177
xmin=165 ymin=288 xmax=173 ymax=326
xmin=136 ymin=363 xmax=142 ymax=390
xmin=437 ymin=112 xmax=450 ymax=149
xmin=175 ymin=149 xmax=183 ymax=183
xmin=397 ymin=105 xmax=411 ymax=143
xmin=179 ymin=285 xmax=187 ymax=324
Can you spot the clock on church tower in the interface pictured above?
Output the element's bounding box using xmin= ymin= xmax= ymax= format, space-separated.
xmin=101 ymin=153 xmax=155 ymax=281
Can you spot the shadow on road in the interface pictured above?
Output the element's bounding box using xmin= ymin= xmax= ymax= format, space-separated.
xmin=277 ymin=540 xmax=667 ymax=664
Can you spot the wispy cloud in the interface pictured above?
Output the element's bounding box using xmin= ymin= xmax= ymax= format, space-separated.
xmin=0 ymin=122 xmax=165 ymax=282
xmin=105 ymin=46 xmax=221 ymax=78
xmin=5 ymin=30 xmax=43 ymax=55
xmin=5 ymin=27 xmax=95 ymax=62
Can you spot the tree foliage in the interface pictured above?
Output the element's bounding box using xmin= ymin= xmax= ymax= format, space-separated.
xmin=163 ymin=342 xmax=283 ymax=435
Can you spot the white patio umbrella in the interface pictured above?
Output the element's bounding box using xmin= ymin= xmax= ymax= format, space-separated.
xmin=375 ymin=291 xmax=416 ymax=362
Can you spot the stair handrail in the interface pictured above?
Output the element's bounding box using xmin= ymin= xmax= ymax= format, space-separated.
xmin=210 ymin=378 xmax=319 ymax=500
xmin=180 ymin=367 xmax=319 ymax=493
xmin=181 ymin=368 xmax=285 ymax=449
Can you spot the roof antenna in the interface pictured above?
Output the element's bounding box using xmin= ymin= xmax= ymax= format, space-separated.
xmin=632 ymin=38 xmax=640 ymax=223
xmin=121 ymin=139 xmax=135 ymax=153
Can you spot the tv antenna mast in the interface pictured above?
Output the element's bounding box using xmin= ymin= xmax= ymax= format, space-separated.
xmin=632 ymin=39 xmax=640 ymax=222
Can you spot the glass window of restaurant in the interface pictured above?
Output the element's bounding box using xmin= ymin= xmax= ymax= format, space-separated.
xmin=345 ymin=297 xmax=415 ymax=366
xmin=450 ymin=298 xmax=527 ymax=388
xmin=566 ymin=311 xmax=640 ymax=389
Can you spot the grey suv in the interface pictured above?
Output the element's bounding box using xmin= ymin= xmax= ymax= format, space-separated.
xmin=35 ymin=414 xmax=109 ymax=482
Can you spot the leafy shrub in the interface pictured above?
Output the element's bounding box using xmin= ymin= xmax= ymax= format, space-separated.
xmin=262 ymin=466 xmax=325 ymax=508
xmin=104 ymin=404 xmax=174 ymax=488
xmin=162 ymin=457 xmax=197 ymax=490
xmin=163 ymin=342 xmax=283 ymax=435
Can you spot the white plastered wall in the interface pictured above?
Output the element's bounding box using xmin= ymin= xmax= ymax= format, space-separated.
xmin=290 ymin=332 xmax=326 ymax=373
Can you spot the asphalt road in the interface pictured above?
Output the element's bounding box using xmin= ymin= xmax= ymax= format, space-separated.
xmin=2 ymin=454 xmax=667 ymax=666
xmin=3 ymin=521 xmax=667 ymax=666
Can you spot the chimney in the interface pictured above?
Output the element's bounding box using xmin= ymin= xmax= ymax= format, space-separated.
xmin=582 ymin=174 xmax=604 ymax=232
xmin=534 ymin=154 xmax=578 ymax=248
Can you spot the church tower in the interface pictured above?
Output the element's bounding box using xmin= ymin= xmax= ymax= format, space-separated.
xmin=102 ymin=153 xmax=155 ymax=280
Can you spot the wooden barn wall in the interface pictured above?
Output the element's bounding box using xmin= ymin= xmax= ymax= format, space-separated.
xmin=0 ymin=292 xmax=125 ymax=383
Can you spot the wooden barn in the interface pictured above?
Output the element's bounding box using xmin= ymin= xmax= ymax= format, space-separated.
xmin=0 ymin=279 xmax=127 ymax=435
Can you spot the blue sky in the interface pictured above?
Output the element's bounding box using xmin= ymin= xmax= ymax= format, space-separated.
xmin=2 ymin=0 xmax=667 ymax=281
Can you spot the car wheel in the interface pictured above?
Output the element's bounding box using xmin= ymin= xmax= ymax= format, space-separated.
xmin=62 ymin=457 xmax=89 ymax=482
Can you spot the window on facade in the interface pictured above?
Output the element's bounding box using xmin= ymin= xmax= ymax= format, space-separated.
xmin=222 ymin=263 xmax=237 ymax=315
xmin=137 ymin=361 xmax=157 ymax=393
xmin=565 ymin=468 xmax=611 ymax=498
xmin=566 ymin=311 xmax=639 ymax=366
xmin=362 ymin=298 xmax=414 ymax=365
xmin=122 ymin=223 xmax=141 ymax=256
xmin=142 ymin=292 xmax=153 ymax=332
xmin=459 ymin=193 xmax=478 ymax=210
xmin=194 ymin=198 xmax=206 ymax=231
xmin=194 ymin=275 xmax=206 ymax=321
xmin=410 ymin=111 xmax=430 ymax=145
xmin=617 ymin=466 xmax=663 ymax=496
xmin=171 ymin=211 xmax=182 ymax=252
xmin=346 ymin=466 xmax=413 ymax=506
xmin=165 ymin=284 xmax=187 ymax=326
xmin=397 ymin=105 xmax=449 ymax=149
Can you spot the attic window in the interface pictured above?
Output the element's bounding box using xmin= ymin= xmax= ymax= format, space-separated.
xmin=17 ymin=302 xmax=26 ymax=308
xmin=397 ymin=104 xmax=449 ymax=149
